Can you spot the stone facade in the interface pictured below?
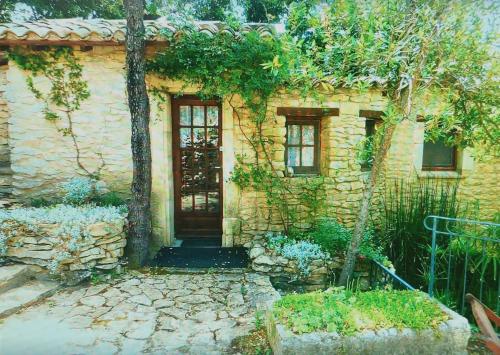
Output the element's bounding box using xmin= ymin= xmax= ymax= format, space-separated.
xmin=0 ymin=45 xmax=497 ymax=248
xmin=246 ymin=235 xmax=372 ymax=292
xmin=1 ymin=218 xmax=127 ymax=282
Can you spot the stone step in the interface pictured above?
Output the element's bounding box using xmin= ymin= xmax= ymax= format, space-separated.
xmin=0 ymin=279 xmax=59 ymax=319
xmin=0 ymin=264 xmax=36 ymax=294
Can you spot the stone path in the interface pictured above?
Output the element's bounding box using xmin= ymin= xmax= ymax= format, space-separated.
xmin=0 ymin=270 xmax=279 ymax=354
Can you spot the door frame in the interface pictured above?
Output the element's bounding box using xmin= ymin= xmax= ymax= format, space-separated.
xmin=171 ymin=95 xmax=224 ymax=238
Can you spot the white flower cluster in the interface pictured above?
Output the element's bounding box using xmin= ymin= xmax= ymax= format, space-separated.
xmin=0 ymin=204 xmax=126 ymax=244
xmin=266 ymin=232 xmax=330 ymax=276
xmin=61 ymin=177 xmax=95 ymax=205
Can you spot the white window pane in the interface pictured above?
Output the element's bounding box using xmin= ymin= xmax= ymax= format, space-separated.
xmin=287 ymin=147 xmax=300 ymax=166
xmin=302 ymin=125 xmax=315 ymax=145
xmin=302 ymin=147 xmax=314 ymax=166
xmin=287 ymin=125 xmax=300 ymax=145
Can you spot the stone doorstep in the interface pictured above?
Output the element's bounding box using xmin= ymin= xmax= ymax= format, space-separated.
xmin=265 ymin=303 xmax=471 ymax=355
xmin=0 ymin=264 xmax=47 ymax=294
xmin=0 ymin=279 xmax=59 ymax=319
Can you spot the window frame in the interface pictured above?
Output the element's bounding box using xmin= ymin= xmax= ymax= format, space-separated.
xmin=285 ymin=117 xmax=321 ymax=175
xmin=421 ymin=139 xmax=457 ymax=171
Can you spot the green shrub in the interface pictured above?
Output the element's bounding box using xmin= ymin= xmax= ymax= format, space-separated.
xmin=291 ymin=219 xmax=388 ymax=265
xmin=93 ymin=192 xmax=126 ymax=207
xmin=29 ymin=197 xmax=54 ymax=208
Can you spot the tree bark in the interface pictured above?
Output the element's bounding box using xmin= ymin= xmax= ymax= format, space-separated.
xmin=338 ymin=123 xmax=396 ymax=285
xmin=124 ymin=0 xmax=152 ymax=267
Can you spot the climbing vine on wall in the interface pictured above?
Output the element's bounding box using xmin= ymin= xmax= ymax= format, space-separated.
xmin=148 ymin=26 xmax=326 ymax=233
xmin=9 ymin=47 xmax=105 ymax=179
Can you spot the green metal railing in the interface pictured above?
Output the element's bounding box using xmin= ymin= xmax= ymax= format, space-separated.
xmin=424 ymin=215 xmax=499 ymax=315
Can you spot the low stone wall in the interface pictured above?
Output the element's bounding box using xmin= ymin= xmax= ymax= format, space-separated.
xmin=246 ymin=235 xmax=371 ymax=292
xmin=0 ymin=217 xmax=127 ymax=283
xmin=266 ymin=304 xmax=470 ymax=355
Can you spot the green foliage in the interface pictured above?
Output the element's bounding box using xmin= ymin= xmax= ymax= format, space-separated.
xmin=29 ymin=197 xmax=52 ymax=208
xmin=1 ymin=0 xmax=123 ymax=22
xmin=290 ymin=0 xmax=499 ymax=155
xmin=273 ymin=288 xmax=449 ymax=335
xmin=291 ymin=219 xmax=388 ymax=265
xmin=93 ymin=192 xmax=127 ymax=207
xmin=378 ymin=178 xmax=464 ymax=286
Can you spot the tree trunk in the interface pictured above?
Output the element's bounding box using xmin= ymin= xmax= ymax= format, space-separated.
xmin=124 ymin=0 xmax=152 ymax=267
xmin=338 ymin=123 xmax=396 ymax=285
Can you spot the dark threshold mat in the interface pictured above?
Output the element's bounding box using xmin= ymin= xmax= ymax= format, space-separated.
xmin=181 ymin=238 xmax=221 ymax=248
xmin=151 ymin=247 xmax=249 ymax=268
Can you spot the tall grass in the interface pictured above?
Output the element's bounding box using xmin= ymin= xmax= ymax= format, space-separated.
xmin=378 ymin=178 xmax=499 ymax=317
xmin=378 ymin=178 xmax=464 ymax=287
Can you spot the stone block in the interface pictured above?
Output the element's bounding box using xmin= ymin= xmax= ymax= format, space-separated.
xmin=266 ymin=304 xmax=470 ymax=355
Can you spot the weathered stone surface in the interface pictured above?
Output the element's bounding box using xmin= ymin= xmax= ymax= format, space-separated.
xmin=266 ymin=304 xmax=471 ymax=355
xmin=80 ymin=295 xmax=106 ymax=308
xmin=1 ymin=217 xmax=127 ymax=283
xmin=128 ymin=294 xmax=152 ymax=307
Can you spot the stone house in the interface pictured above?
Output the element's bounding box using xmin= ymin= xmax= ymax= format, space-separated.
xmin=0 ymin=19 xmax=498 ymax=251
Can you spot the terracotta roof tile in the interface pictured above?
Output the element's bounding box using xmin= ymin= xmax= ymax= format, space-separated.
xmin=0 ymin=18 xmax=278 ymax=44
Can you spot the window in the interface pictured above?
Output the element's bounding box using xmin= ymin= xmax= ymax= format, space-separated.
xmin=285 ymin=118 xmax=320 ymax=174
xmin=360 ymin=119 xmax=376 ymax=170
xmin=422 ymin=137 xmax=457 ymax=171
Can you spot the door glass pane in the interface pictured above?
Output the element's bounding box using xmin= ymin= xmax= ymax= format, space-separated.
xmin=194 ymin=193 xmax=207 ymax=211
xmin=192 ymin=150 xmax=205 ymax=169
xmin=207 ymin=170 xmax=219 ymax=190
xmin=207 ymin=192 xmax=219 ymax=212
xmin=193 ymin=128 xmax=205 ymax=147
xmin=287 ymin=147 xmax=300 ymax=166
xmin=180 ymin=128 xmax=191 ymax=147
xmin=181 ymin=194 xmax=193 ymax=211
xmin=180 ymin=106 xmax=191 ymax=126
xmin=207 ymin=150 xmax=219 ymax=169
xmin=302 ymin=125 xmax=315 ymax=145
xmin=287 ymin=125 xmax=300 ymax=145
xmin=207 ymin=106 xmax=218 ymax=126
xmin=302 ymin=147 xmax=314 ymax=166
xmin=182 ymin=173 xmax=193 ymax=192
xmin=181 ymin=151 xmax=193 ymax=171
xmin=207 ymin=127 xmax=218 ymax=147
xmin=192 ymin=170 xmax=206 ymax=190
xmin=193 ymin=106 xmax=204 ymax=126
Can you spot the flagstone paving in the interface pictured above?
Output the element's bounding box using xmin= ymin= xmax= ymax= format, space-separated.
xmin=0 ymin=270 xmax=280 ymax=354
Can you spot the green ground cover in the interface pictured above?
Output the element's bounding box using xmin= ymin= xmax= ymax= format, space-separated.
xmin=273 ymin=289 xmax=449 ymax=335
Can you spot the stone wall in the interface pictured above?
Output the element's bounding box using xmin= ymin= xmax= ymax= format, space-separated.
xmin=1 ymin=215 xmax=127 ymax=283
xmin=4 ymin=47 xmax=132 ymax=199
xmin=246 ymin=235 xmax=372 ymax=292
xmin=0 ymin=62 xmax=12 ymax=197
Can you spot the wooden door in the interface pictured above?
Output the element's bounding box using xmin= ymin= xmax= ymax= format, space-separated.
xmin=172 ymin=96 xmax=222 ymax=238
